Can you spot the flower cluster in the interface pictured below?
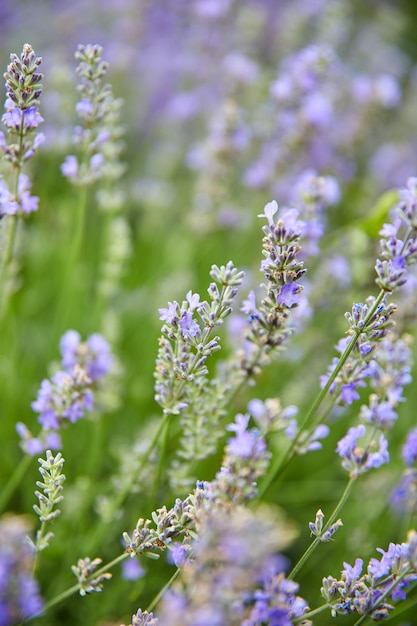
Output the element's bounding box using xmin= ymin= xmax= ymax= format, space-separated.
xmin=195 ymin=412 xmax=271 ymax=508
xmin=122 ymin=497 xmax=195 ymax=560
xmin=309 ymin=509 xmax=343 ymax=543
xmin=241 ymin=201 xmax=306 ymax=369
xmin=61 ymin=44 xmax=122 ymax=186
xmin=17 ymin=329 xmax=113 ymax=455
xmin=28 ymin=451 xmax=65 ymax=553
xmin=123 ymin=610 xmax=158 ymax=626
xmin=390 ymin=426 xmax=417 ymax=514
xmin=321 ymin=531 xmax=417 ymax=620
xmin=71 ymin=557 xmax=112 ymax=596
xmin=155 ymin=261 xmax=244 ymax=415
xmin=155 ymin=506 xmax=308 ymax=626
xmin=375 ymin=177 xmax=417 ymax=293
xmin=336 ymin=424 xmax=389 ymax=478
xmin=0 ymin=43 xmax=44 ymax=217
xmin=0 ymin=515 xmax=44 ymax=624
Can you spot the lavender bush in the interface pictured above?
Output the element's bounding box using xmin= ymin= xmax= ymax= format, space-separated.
xmin=2 ymin=2 xmax=417 ymax=625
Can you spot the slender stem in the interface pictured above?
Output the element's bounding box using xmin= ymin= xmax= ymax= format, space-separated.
xmin=258 ymin=290 xmax=386 ymax=497
xmin=0 ymin=113 xmax=27 ymax=318
xmin=87 ymin=413 xmax=170 ymax=554
xmin=294 ymin=603 xmax=330 ymax=622
xmin=24 ymin=552 xmax=128 ymax=623
xmin=0 ymin=454 xmax=32 ymax=515
xmin=352 ymin=565 xmax=412 ymax=626
xmin=288 ymin=477 xmax=357 ymax=580
xmin=146 ymin=567 xmax=181 ymax=613
xmin=151 ymin=414 xmax=172 ymax=506
xmin=54 ymin=185 xmax=88 ymax=337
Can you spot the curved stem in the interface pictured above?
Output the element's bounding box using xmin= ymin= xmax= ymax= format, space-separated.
xmin=352 ymin=565 xmax=412 ymax=626
xmin=0 ymin=454 xmax=32 ymax=515
xmin=146 ymin=567 xmax=181 ymax=613
xmin=24 ymin=552 xmax=129 ymax=623
xmin=258 ymin=290 xmax=386 ymax=497
xmin=288 ymin=476 xmax=357 ymax=581
xmin=87 ymin=413 xmax=170 ymax=554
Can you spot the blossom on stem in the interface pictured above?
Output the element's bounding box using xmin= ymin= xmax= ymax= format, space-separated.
xmin=61 ymin=44 xmax=125 ymax=188
xmin=17 ymin=329 xmax=113 ymax=455
xmin=60 ymin=329 xmax=113 ymax=381
xmin=0 ymin=515 xmax=44 ymax=623
xmin=241 ymin=201 xmax=306 ymax=369
xmin=322 ymin=531 xmax=417 ymax=620
xmin=0 ymin=43 xmax=44 ymax=169
xmin=336 ymin=425 xmax=389 ymax=477
xmin=154 ymin=261 xmax=244 ymax=415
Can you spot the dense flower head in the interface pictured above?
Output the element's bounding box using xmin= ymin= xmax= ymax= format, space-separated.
xmin=336 ymin=425 xmax=389 ymax=477
xmin=17 ymin=329 xmax=113 ymax=455
xmin=375 ymin=177 xmax=417 ymax=292
xmin=1 ymin=44 xmax=44 ymax=167
xmin=60 ymin=329 xmax=113 ymax=381
xmin=154 ymin=505 xmax=306 ymax=626
xmin=322 ymin=532 xmax=417 ymax=619
xmin=31 ymin=367 xmax=94 ymax=430
xmin=61 ymin=44 xmax=124 ymax=187
xmin=155 ymin=262 xmax=244 ymax=415
xmin=0 ymin=515 xmax=44 ymax=624
xmin=241 ymin=201 xmax=306 ymax=363
xmin=402 ymin=427 xmax=417 ymax=467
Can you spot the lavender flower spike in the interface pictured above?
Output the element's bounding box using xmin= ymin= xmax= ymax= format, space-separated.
xmin=61 ymin=44 xmax=123 ymax=187
xmin=336 ymin=425 xmax=389 ymax=477
xmin=0 ymin=44 xmax=44 ymax=218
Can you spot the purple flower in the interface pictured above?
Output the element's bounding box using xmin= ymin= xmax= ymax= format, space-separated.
xmin=60 ymin=330 xmax=112 ymax=381
xmin=18 ymin=174 xmax=39 ymax=214
xmin=258 ymin=200 xmax=278 ymax=226
xmin=90 ymin=153 xmax=105 ymax=171
xmin=159 ymin=301 xmax=178 ymax=324
xmin=340 ymin=382 xmax=361 ymax=405
xmin=337 ymin=425 xmax=366 ymax=458
xmin=0 ymin=516 xmax=44 ymax=622
xmin=360 ymin=399 xmax=398 ymax=429
xmin=0 ymin=177 xmax=18 ymax=216
xmin=179 ymin=311 xmax=200 ymax=338
xmin=61 ymin=155 xmax=79 ymax=180
xmin=186 ymin=290 xmax=201 ymax=312
xmin=241 ymin=290 xmax=258 ymax=315
xmin=402 ymin=428 xmax=417 ymax=467
xmin=226 ymin=414 xmax=266 ymax=459
xmin=76 ymin=97 xmax=94 ymax=117
xmin=2 ymin=106 xmax=44 ymax=131
xmin=122 ymin=558 xmax=145 ymax=581
xmin=390 ymin=471 xmax=417 ymax=513
xmin=168 ymin=543 xmax=190 ymax=568
xmin=277 ymin=282 xmax=300 ymax=307
xmin=342 ymin=558 xmax=364 ymax=587
xmin=31 ymin=368 xmax=94 ymax=430
xmin=364 ymin=435 xmax=389 ymax=470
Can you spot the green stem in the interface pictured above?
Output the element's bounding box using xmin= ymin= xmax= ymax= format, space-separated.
xmin=54 ymin=185 xmax=88 ymax=337
xmin=258 ymin=290 xmax=386 ymax=498
xmin=87 ymin=413 xmax=170 ymax=554
xmin=151 ymin=414 xmax=172 ymax=506
xmin=146 ymin=567 xmax=181 ymax=613
xmin=24 ymin=552 xmax=128 ymax=623
xmin=0 ymin=454 xmax=32 ymax=515
xmin=0 ymin=113 xmax=28 ymax=319
xmin=288 ymin=476 xmax=357 ymax=580
xmin=294 ymin=603 xmax=330 ymax=622
xmin=352 ymin=565 xmax=412 ymax=626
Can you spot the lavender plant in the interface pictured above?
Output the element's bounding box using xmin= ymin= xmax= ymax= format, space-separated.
xmin=0 ymin=43 xmax=44 ymax=317
xmin=3 ymin=3 xmax=417 ymax=626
